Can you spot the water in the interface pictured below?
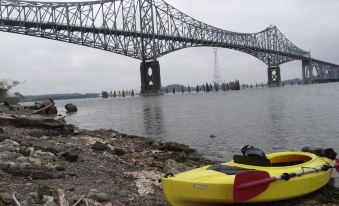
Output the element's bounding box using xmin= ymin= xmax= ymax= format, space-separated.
xmin=56 ymin=83 xmax=339 ymax=185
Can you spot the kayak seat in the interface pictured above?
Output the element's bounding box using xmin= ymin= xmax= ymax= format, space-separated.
xmin=233 ymin=155 xmax=271 ymax=167
xmin=207 ymin=164 xmax=253 ymax=175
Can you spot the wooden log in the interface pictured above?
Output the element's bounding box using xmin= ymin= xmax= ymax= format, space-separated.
xmin=0 ymin=113 xmax=66 ymax=128
xmin=32 ymin=103 xmax=53 ymax=114
xmin=58 ymin=189 xmax=70 ymax=206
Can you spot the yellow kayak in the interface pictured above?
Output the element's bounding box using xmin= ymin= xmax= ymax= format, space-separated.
xmin=162 ymin=147 xmax=338 ymax=205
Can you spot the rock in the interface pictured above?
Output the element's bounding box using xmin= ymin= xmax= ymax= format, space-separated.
xmin=27 ymin=147 xmax=35 ymax=154
xmin=154 ymin=152 xmax=171 ymax=161
xmin=42 ymin=195 xmax=55 ymax=205
xmin=65 ymin=103 xmax=78 ymax=113
xmin=0 ymin=134 xmax=10 ymax=142
xmin=55 ymin=165 xmax=65 ymax=171
xmin=159 ymin=142 xmax=195 ymax=154
xmin=29 ymin=157 xmax=42 ymax=167
xmin=104 ymin=202 xmax=112 ymax=206
xmin=0 ymin=192 xmax=14 ymax=204
xmin=35 ymin=98 xmax=57 ymax=115
xmin=113 ymin=147 xmax=127 ymax=156
xmin=163 ymin=159 xmax=189 ymax=174
xmin=92 ymin=141 xmax=108 ymax=151
xmin=28 ymin=192 xmax=39 ymax=200
xmin=19 ymin=148 xmax=31 ymax=156
xmin=1 ymin=139 xmax=19 ymax=147
xmin=17 ymin=155 xmax=29 ymax=162
xmin=28 ymin=131 xmax=44 ymax=138
xmin=88 ymin=192 xmax=111 ymax=203
xmin=31 ymin=171 xmax=55 ymax=180
xmin=210 ymin=135 xmax=216 ymax=138
xmin=0 ymin=161 xmax=10 ymax=170
xmin=127 ymin=171 xmax=163 ymax=196
xmin=1 ymin=162 xmax=32 ymax=176
xmin=60 ymin=151 xmax=78 ymax=162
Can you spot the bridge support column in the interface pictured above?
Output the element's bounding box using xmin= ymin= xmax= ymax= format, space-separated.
xmin=302 ymin=60 xmax=313 ymax=84
xmin=140 ymin=60 xmax=164 ymax=96
xmin=267 ymin=65 xmax=281 ymax=87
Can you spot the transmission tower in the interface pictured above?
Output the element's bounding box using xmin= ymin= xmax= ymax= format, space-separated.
xmin=213 ymin=48 xmax=223 ymax=84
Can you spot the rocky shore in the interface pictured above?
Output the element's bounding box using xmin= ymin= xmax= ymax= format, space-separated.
xmin=0 ymin=103 xmax=339 ymax=206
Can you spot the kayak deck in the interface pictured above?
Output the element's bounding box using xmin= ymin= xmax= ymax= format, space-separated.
xmin=162 ymin=152 xmax=334 ymax=205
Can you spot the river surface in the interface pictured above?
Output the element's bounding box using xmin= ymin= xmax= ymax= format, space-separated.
xmin=55 ymin=83 xmax=339 ymax=184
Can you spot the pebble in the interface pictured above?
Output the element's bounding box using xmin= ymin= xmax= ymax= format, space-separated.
xmin=88 ymin=192 xmax=111 ymax=202
xmin=42 ymin=195 xmax=55 ymax=205
xmin=0 ymin=192 xmax=14 ymax=204
xmin=60 ymin=151 xmax=79 ymax=162
xmin=19 ymin=148 xmax=31 ymax=156
xmin=114 ymin=148 xmax=127 ymax=156
xmin=163 ymin=159 xmax=189 ymax=174
xmin=92 ymin=141 xmax=108 ymax=151
xmin=29 ymin=157 xmax=42 ymax=167
xmin=55 ymin=164 xmax=65 ymax=171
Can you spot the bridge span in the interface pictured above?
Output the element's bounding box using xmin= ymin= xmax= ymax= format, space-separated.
xmin=0 ymin=0 xmax=338 ymax=95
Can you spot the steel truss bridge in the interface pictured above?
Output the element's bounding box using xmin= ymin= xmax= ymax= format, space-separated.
xmin=0 ymin=0 xmax=338 ymax=95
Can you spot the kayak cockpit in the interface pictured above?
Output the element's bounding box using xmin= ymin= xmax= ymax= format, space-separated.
xmin=269 ymin=153 xmax=313 ymax=166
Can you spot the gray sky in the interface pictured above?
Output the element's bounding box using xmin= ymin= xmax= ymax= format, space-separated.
xmin=0 ymin=0 xmax=338 ymax=95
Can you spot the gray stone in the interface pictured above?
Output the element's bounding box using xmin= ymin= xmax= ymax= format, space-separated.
xmin=0 ymin=134 xmax=9 ymax=142
xmin=65 ymin=103 xmax=78 ymax=113
xmin=88 ymin=192 xmax=111 ymax=203
xmin=154 ymin=152 xmax=171 ymax=161
xmin=3 ymin=162 xmax=32 ymax=177
xmin=159 ymin=142 xmax=195 ymax=154
xmin=19 ymin=148 xmax=31 ymax=156
xmin=0 ymin=192 xmax=14 ymax=204
xmin=31 ymin=171 xmax=55 ymax=180
xmin=2 ymin=139 xmax=19 ymax=147
xmin=92 ymin=141 xmax=108 ymax=151
xmin=163 ymin=159 xmax=189 ymax=174
xmin=55 ymin=165 xmax=65 ymax=171
xmin=60 ymin=151 xmax=78 ymax=162
xmin=0 ymin=162 xmax=10 ymax=170
xmin=42 ymin=195 xmax=54 ymax=204
xmin=29 ymin=157 xmax=42 ymax=167
xmin=113 ymin=147 xmax=127 ymax=156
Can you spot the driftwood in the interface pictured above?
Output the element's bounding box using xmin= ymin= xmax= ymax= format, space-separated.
xmin=72 ymin=195 xmax=84 ymax=206
xmin=58 ymin=189 xmax=70 ymax=206
xmin=32 ymin=103 xmax=53 ymax=114
xmin=0 ymin=113 xmax=66 ymax=128
xmin=12 ymin=193 xmax=21 ymax=206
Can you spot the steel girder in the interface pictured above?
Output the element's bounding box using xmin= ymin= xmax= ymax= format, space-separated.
xmin=311 ymin=59 xmax=339 ymax=80
xmin=0 ymin=0 xmax=316 ymax=65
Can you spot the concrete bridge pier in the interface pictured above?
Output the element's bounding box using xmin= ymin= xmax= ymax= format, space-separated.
xmin=140 ymin=59 xmax=164 ymax=96
xmin=267 ymin=65 xmax=281 ymax=87
xmin=302 ymin=60 xmax=313 ymax=84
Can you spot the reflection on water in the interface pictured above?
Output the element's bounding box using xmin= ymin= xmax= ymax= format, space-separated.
xmin=141 ymin=98 xmax=165 ymax=136
xmin=56 ymin=83 xmax=339 ymax=187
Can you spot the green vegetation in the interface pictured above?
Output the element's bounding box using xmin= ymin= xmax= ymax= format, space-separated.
xmin=0 ymin=79 xmax=20 ymax=103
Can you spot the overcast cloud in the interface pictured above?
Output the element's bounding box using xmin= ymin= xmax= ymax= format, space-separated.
xmin=0 ymin=0 xmax=338 ymax=95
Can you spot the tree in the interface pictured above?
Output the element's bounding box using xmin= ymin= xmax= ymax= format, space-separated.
xmin=0 ymin=80 xmax=20 ymax=103
xmin=205 ymin=83 xmax=210 ymax=92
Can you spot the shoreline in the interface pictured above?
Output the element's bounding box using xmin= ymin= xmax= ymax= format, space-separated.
xmin=0 ymin=124 xmax=339 ymax=205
